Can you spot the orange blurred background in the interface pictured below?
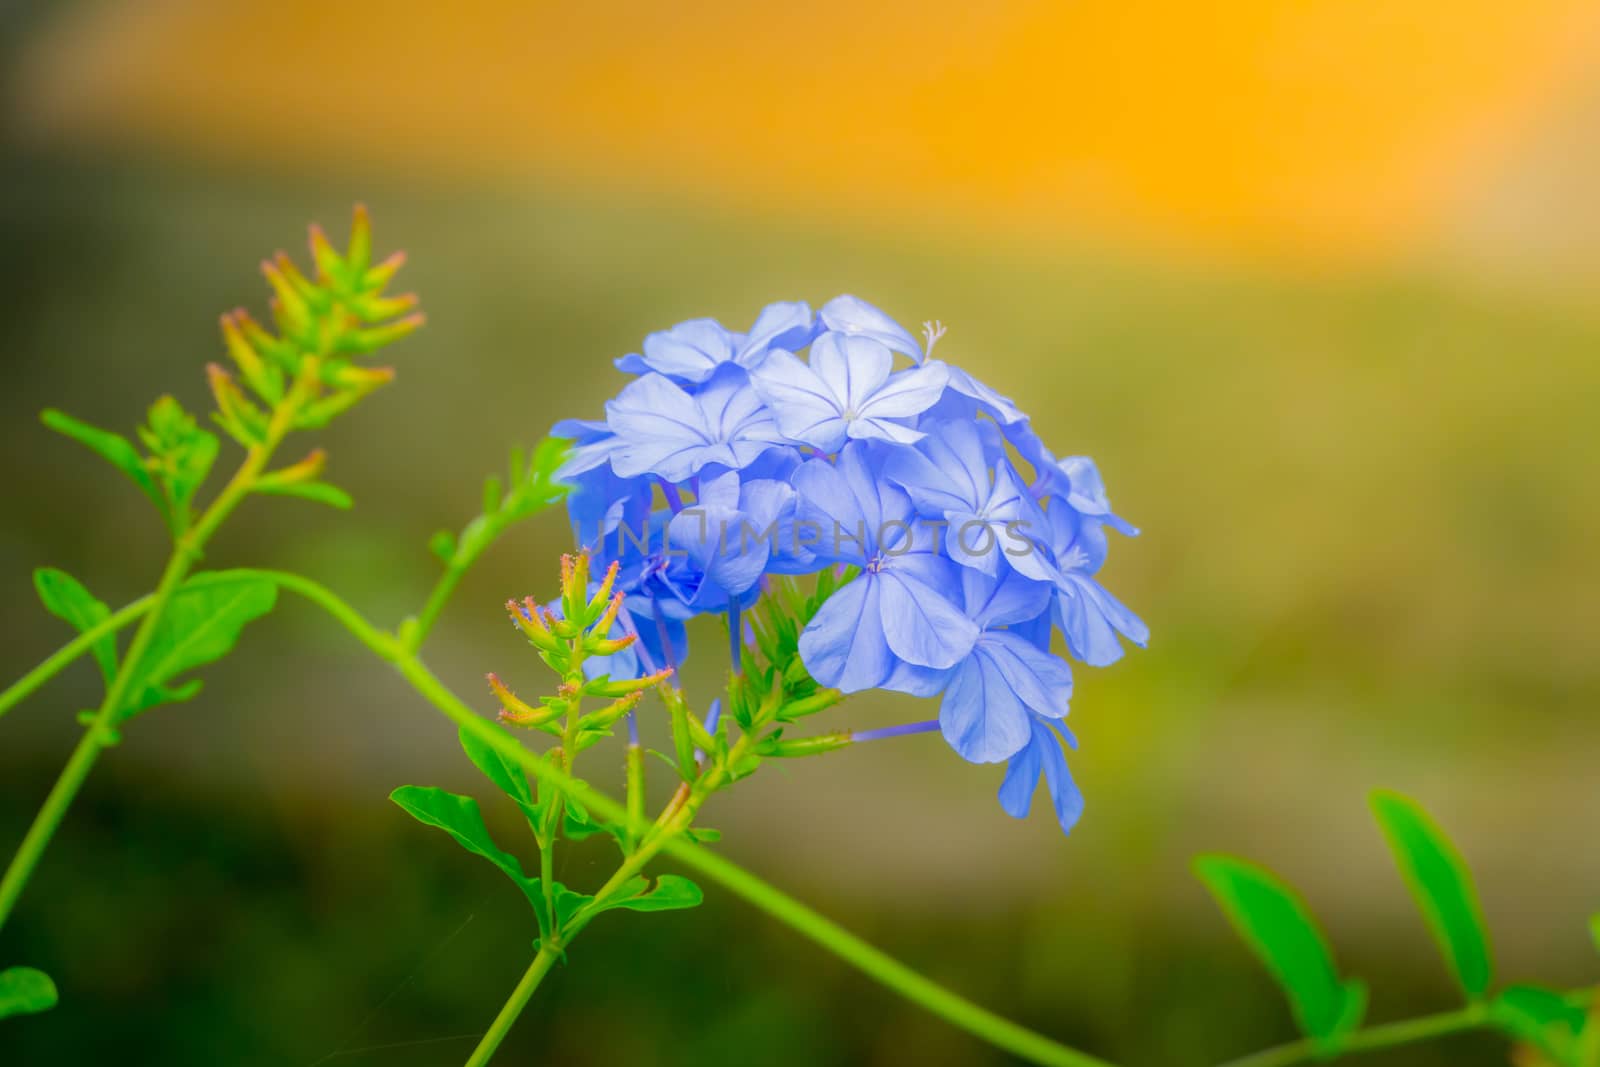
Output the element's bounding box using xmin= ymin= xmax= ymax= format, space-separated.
xmin=13 ymin=0 xmax=1600 ymax=265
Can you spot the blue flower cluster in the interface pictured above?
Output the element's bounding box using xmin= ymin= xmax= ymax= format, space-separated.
xmin=555 ymin=296 xmax=1146 ymax=832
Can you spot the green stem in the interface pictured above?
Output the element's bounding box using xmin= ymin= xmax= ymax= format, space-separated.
xmin=463 ymin=941 xmax=562 ymax=1067
xmin=405 ymin=561 xmax=469 ymax=656
xmin=260 ymin=573 xmax=1117 ymax=1067
xmin=247 ymin=572 xmax=1600 ymax=1067
xmin=0 ymin=594 xmax=155 ymax=722
xmin=403 ymin=505 xmax=522 ymax=656
xmin=1217 ymin=1003 xmax=1491 ymax=1067
xmin=0 ymin=383 xmax=307 ymax=932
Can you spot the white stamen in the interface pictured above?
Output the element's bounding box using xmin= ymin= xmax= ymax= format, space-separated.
xmin=921 ymin=319 xmax=947 ymax=358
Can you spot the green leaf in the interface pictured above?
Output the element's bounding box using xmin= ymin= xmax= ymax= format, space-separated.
xmin=253 ymin=480 xmax=353 ymax=509
xmin=1195 ymin=855 xmax=1366 ymax=1046
xmin=34 ymin=568 xmax=117 ymax=685
xmin=42 ymin=409 xmax=164 ymax=515
xmin=457 ymin=725 xmax=540 ymax=831
xmin=1589 ymin=914 xmax=1599 ymax=955
xmin=608 ymin=874 xmax=704 ymax=913
xmin=0 ymin=966 xmax=58 ymax=1019
xmin=1369 ymin=789 xmax=1493 ymax=998
xmin=1490 ymin=985 xmax=1586 ymax=1064
xmin=560 ymin=793 xmax=628 ymax=851
xmin=119 ymin=571 xmax=277 ymax=719
xmin=389 ymin=785 xmax=541 ymax=912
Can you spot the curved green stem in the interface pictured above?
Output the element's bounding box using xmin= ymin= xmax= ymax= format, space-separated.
xmin=1217 ymin=1005 xmax=1489 ymax=1067
xmin=403 ymin=503 xmax=525 ymax=656
xmin=463 ymin=942 xmax=562 ymax=1067
xmin=256 ymin=571 xmax=1116 ymax=1067
xmin=0 ymin=594 xmax=155 ymax=722
xmin=256 ymin=569 xmax=1600 ymax=1067
xmin=0 ymin=381 xmax=307 ymax=933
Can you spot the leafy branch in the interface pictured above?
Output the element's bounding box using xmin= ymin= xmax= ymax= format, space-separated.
xmin=1200 ymin=790 xmax=1598 ymax=1067
xmin=0 ymin=207 xmax=423 ymax=966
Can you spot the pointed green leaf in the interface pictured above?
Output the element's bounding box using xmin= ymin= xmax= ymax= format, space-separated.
xmin=34 ymin=568 xmax=117 ymax=685
xmin=119 ymin=572 xmax=277 ymax=718
xmin=1370 ymin=789 xmax=1493 ymax=998
xmin=1195 ymin=855 xmax=1366 ymax=1045
xmin=389 ymin=785 xmax=542 ymax=915
xmin=42 ymin=409 xmax=164 ymax=515
xmin=1589 ymin=914 xmax=1598 ymax=955
xmin=254 ymin=480 xmax=353 ymax=509
xmin=457 ymin=725 xmax=540 ymax=831
xmin=608 ymin=874 xmax=704 ymax=914
xmin=0 ymin=967 xmax=58 ymax=1019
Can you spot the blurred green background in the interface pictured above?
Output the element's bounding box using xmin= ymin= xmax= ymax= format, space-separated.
xmin=2 ymin=2 xmax=1598 ymax=1064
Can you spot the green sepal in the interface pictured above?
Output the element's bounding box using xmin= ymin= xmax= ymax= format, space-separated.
xmin=34 ymin=567 xmax=117 ymax=686
xmin=684 ymin=827 xmax=721 ymax=844
xmin=1195 ymin=854 xmax=1366 ymax=1049
xmin=117 ymin=571 xmax=277 ymax=720
xmin=0 ymin=966 xmax=58 ymax=1020
xmin=1369 ymin=789 xmax=1493 ymax=998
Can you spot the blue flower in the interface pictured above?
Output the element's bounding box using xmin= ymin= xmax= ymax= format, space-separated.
xmin=751 ymin=332 xmax=948 ymax=450
xmin=616 ymin=302 xmax=817 ymax=383
xmin=935 ymin=569 xmax=1070 ymax=763
xmin=554 ymin=295 xmax=1143 ymax=836
xmin=884 ymin=418 xmax=1057 ymax=581
xmin=997 ymin=717 xmax=1085 ymax=834
xmin=667 ymin=471 xmax=808 ymax=598
xmin=1047 ymin=502 xmax=1149 ymax=667
xmin=818 ymin=295 xmax=924 ymax=361
xmin=792 ymin=442 xmax=977 ymax=692
xmin=602 ymin=363 xmax=788 ymax=481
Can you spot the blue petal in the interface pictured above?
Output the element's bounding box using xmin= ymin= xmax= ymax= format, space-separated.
xmin=738 ymin=301 xmax=817 ymax=364
xmin=1054 ymin=574 xmax=1149 ymax=667
xmin=811 ymin=332 xmax=893 ymax=410
xmin=877 ymin=566 xmax=978 ymax=669
xmin=639 ymin=318 xmax=738 ymax=382
xmin=998 ymin=718 xmax=1084 ymax=833
xmin=960 ymin=568 xmax=1053 ymax=628
xmin=1035 ymin=719 xmax=1085 ymax=833
xmin=797 ymin=575 xmax=893 ymax=692
xmin=750 ymin=350 xmax=849 ymax=450
xmin=855 ymin=361 xmax=949 ymax=421
xmin=939 ymin=647 xmax=1034 ymax=763
xmin=792 ymin=455 xmax=871 ymax=566
xmin=605 ymin=373 xmax=709 ymax=480
xmin=941 ymin=363 xmax=1027 ymax=424
xmin=977 ymin=632 xmax=1072 ymax=719
xmin=819 ymin=295 xmax=923 ymax=361
xmin=1056 ymin=456 xmax=1139 ymax=536
xmin=997 ymin=734 xmax=1043 ymax=819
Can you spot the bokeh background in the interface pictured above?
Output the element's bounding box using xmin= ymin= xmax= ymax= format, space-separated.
xmin=3 ymin=2 xmax=1599 ymax=1064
